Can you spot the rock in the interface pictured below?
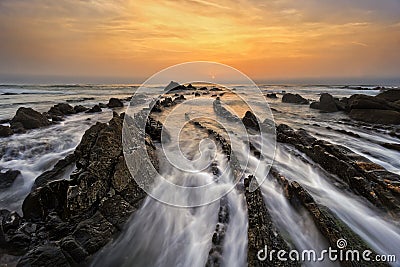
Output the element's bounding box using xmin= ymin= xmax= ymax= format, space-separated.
xmin=85 ymin=105 xmax=102 ymax=113
xmin=164 ymin=81 xmax=185 ymax=91
xmin=99 ymin=194 xmax=135 ymax=230
xmin=319 ymin=93 xmax=338 ymax=112
xmin=282 ymin=93 xmax=309 ymax=104
xmin=194 ymin=92 xmax=201 ymax=97
xmin=349 ymin=109 xmax=400 ymax=124
xmin=244 ymin=175 xmax=297 ymax=267
xmin=59 ymin=236 xmax=88 ymax=264
xmin=73 ymin=105 xmax=88 ymax=113
xmin=376 ymin=89 xmax=400 ymax=102
xmin=32 ymin=154 xmax=76 ymax=190
xmin=309 ymin=101 xmax=320 ymax=109
xmin=213 ymin=100 xmax=241 ymax=123
xmin=17 ymin=244 xmax=69 ymax=267
xmin=270 ymin=170 xmax=384 ymax=267
xmin=98 ymin=103 xmax=107 ymax=108
xmin=348 ymin=94 xmax=397 ymax=111
xmin=0 ymin=170 xmax=21 ymax=189
xmin=310 ymin=93 xmax=339 ymax=112
xmin=186 ymin=83 xmax=196 ymax=89
xmin=48 ymin=103 xmax=75 ymax=116
xmin=72 ymin=212 xmax=116 ymax=254
xmin=266 ymin=93 xmax=278 ymax=98
xmin=0 ymin=125 xmax=13 ymax=137
xmin=14 ymin=112 xmax=159 ymax=264
xmin=22 ymin=180 xmax=70 ymax=221
xmin=10 ymin=107 xmax=51 ymax=131
xmin=242 ymin=111 xmax=260 ymax=131
xmin=107 ymin=98 xmax=123 ymax=108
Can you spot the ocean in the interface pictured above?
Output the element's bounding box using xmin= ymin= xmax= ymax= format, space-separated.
xmin=1 ymin=83 xmax=400 ymax=266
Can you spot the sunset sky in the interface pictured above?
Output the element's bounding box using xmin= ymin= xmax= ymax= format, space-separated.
xmin=0 ymin=0 xmax=399 ymax=84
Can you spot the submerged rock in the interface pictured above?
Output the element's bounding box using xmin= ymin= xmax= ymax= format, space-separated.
xmin=244 ymin=175 xmax=298 ymax=267
xmin=0 ymin=125 xmax=13 ymax=137
xmin=282 ymin=93 xmax=309 ymax=104
xmin=10 ymin=107 xmax=51 ymax=132
xmin=0 ymin=169 xmax=21 ymax=189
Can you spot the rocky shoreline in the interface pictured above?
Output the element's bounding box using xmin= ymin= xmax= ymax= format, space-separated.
xmin=1 ymin=84 xmax=400 ymax=266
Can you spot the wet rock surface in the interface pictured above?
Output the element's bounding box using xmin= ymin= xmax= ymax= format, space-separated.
xmin=10 ymin=107 xmax=51 ymax=133
xmin=276 ymin=124 xmax=400 ymax=218
xmin=244 ymin=175 xmax=299 ymax=267
xmin=1 ymin=112 xmax=160 ymax=266
xmin=107 ymin=98 xmax=123 ymax=108
xmin=310 ymin=93 xmax=342 ymax=112
xmin=0 ymin=169 xmax=20 ymax=189
xmin=0 ymin=125 xmax=13 ymax=137
xmin=282 ymin=93 xmax=309 ymax=104
xmin=242 ymin=111 xmax=260 ymax=132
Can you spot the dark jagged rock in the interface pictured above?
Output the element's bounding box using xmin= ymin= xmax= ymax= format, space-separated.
xmin=376 ymin=89 xmax=400 ymax=102
xmin=310 ymin=93 xmax=338 ymax=112
xmin=0 ymin=169 xmax=21 ymax=189
xmin=0 ymin=209 xmax=30 ymax=255
xmin=348 ymin=94 xmax=400 ymax=111
xmin=244 ymin=175 xmax=298 ymax=267
xmin=72 ymin=211 xmax=117 ymax=255
xmin=242 ymin=111 xmax=260 ymax=132
xmin=17 ymin=244 xmax=69 ymax=267
xmin=349 ymin=109 xmax=400 ymax=124
xmin=22 ymin=180 xmax=70 ymax=221
xmin=59 ymin=236 xmax=88 ymax=264
xmin=85 ymin=105 xmax=102 ymax=113
xmin=32 ymin=154 xmax=76 ymax=190
xmin=266 ymin=93 xmax=278 ymax=98
xmin=73 ymin=105 xmax=88 ymax=113
xmin=186 ymin=83 xmax=196 ymax=90
xmin=282 ymin=93 xmax=309 ymax=104
xmin=276 ymin=124 xmax=400 ymax=217
xmin=48 ymin=103 xmax=75 ymax=117
xmin=195 ymin=92 xmax=201 ymax=97
xmin=164 ymin=81 xmax=185 ymax=91
xmin=12 ymin=112 xmax=159 ymax=265
xmin=10 ymin=107 xmax=51 ymax=132
xmin=107 ymin=98 xmax=123 ymax=108
xmin=0 ymin=125 xmax=13 ymax=137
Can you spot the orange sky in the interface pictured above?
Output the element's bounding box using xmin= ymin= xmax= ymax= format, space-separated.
xmin=0 ymin=0 xmax=399 ymax=83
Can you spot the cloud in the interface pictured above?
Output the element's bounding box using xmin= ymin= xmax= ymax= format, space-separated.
xmin=0 ymin=0 xmax=399 ymax=81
